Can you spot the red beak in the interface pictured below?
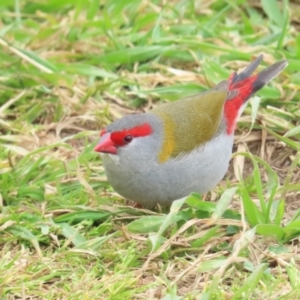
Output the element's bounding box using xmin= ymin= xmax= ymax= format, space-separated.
xmin=94 ymin=132 xmax=117 ymax=154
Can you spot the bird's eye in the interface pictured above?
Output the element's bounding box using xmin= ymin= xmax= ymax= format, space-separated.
xmin=124 ymin=135 xmax=133 ymax=143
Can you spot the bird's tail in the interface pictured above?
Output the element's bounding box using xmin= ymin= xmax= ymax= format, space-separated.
xmin=224 ymin=55 xmax=288 ymax=134
xmin=229 ymin=54 xmax=287 ymax=97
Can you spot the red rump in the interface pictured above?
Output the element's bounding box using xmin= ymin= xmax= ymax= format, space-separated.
xmin=224 ymin=74 xmax=258 ymax=134
xmin=110 ymin=123 xmax=152 ymax=146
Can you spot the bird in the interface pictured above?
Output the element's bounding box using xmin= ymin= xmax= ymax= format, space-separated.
xmin=94 ymin=55 xmax=287 ymax=207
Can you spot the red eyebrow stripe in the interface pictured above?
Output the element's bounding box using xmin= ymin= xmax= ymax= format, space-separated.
xmin=126 ymin=123 xmax=152 ymax=137
xmin=110 ymin=123 xmax=152 ymax=146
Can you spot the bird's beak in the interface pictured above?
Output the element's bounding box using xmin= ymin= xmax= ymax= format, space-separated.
xmin=94 ymin=132 xmax=117 ymax=154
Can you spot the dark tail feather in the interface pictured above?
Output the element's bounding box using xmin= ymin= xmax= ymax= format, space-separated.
xmin=224 ymin=56 xmax=287 ymax=135
xmin=230 ymin=55 xmax=288 ymax=87
xmin=252 ymin=59 xmax=288 ymax=93
xmin=232 ymin=54 xmax=264 ymax=84
xmin=230 ymin=55 xmax=288 ymax=94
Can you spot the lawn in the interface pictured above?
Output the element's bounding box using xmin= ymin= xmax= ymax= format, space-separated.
xmin=1 ymin=0 xmax=300 ymax=299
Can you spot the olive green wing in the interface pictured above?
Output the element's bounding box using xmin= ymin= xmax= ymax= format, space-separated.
xmin=152 ymin=88 xmax=228 ymax=163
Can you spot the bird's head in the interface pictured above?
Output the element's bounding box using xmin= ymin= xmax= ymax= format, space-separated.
xmin=94 ymin=113 xmax=162 ymax=159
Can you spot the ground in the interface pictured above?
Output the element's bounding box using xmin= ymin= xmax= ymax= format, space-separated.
xmin=0 ymin=0 xmax=300 ymax=299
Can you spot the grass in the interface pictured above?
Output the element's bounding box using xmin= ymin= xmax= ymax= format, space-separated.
xmin=0 ymin=0 xmax=300 ymax=299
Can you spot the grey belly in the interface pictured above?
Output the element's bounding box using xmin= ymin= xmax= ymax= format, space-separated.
xmin=102 ymin=135 xmax=234 ymax=206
